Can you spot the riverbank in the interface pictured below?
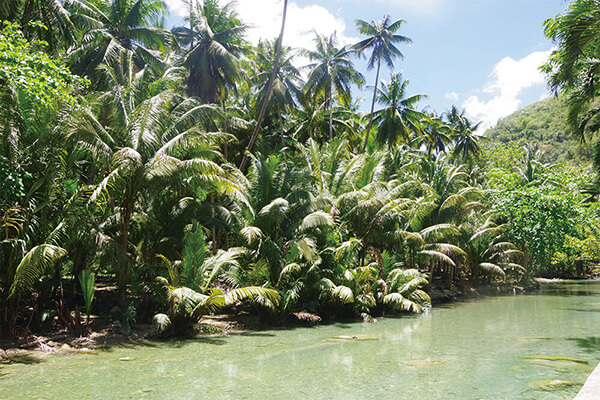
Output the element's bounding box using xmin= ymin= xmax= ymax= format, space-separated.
xmin=0 ymin=278 xmax=590 ymax=361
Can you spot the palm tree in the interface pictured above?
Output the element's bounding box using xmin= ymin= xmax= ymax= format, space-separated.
xmin=445 ymin=106 xmax=482 ymax=164
xmin=252 ymin=39 xmax=302 ymax=144
xmin=242 ymin=148 xmax=332 ymax=287
xmin=354 ymin=15 xmax=412 ymax=152
xmin=153 ymin=220 xmax=279 ymax=336
xmin=372 ymin=72 xmax=426 ymax=150
xmin=418 ymin=112 xmax=453 ymax=157
xmin=292 ymin=99 xmax=356 ymax=143
xmin=173 ymin=0 xmax=247 ymax=103
xmin=66 ymin=62 xmax=233 ymax=302
xmin=303 ymin=32 xmax=364 ymax=140
xmin=240 ymin=0 xmax=288 ymax=172
xmin=67 ymin=0 xmax=172 ymax=79
xmin=542 ymin=2 xmax=600 ymax=178
xmin=0 ymin=203 xmax=71 ymax=337
xmin=515 ymin=144 xmax=555 ymax=185
xmin=459 ymin=218 xmax=524 ymax=283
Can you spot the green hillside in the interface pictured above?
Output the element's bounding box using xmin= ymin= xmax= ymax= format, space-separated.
xmin=484 ymin=97 xmax=592 ymax=164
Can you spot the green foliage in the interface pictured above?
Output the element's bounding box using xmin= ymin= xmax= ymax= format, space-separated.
xmin=3 ymin=0 xmax=594 ymax=339
xmin=0 ymin=156 xmax=27 ymax=204
xmin=9 ymin=244 xmax=67 ymax=298
xmin=495 ymin=187 xmax=584 ymax=277
xmin=0 ymin=22 xmax=82 ymax=110
xmin=78 ymin=269 xmax=95 ymax=323
xmin=484 ymin=97 xmax=592 ymax=164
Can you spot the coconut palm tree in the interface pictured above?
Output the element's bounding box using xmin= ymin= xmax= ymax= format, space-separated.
xmin=459 ymin=218 xmax=524 ymax=283
xmin=418 ymin=112 xmax=453 ymax=157
xmin=354 ymin=15 xmax=412 ymax=153
xmin=303 ymin=32 xmax=364 ymax=140
xmin=372 ymin=72 xmax=426 ymax=150
xmin=0 ymin=203 xmax=70 ymax=337
xmin=67 ymin=0 xmax=172 ymax=79
xmin=66 ymin=62 xmax=234 ymax=301
xmin=445 ymin=106 xmax=482 ymax=164
xmin=242 ymin=149 xmax=332 ymax=286
xmin=515 ymin=144 xmax=556 ymax=185
xmin=173 ymin=0 xmax=247 ymax=103
xmin=251 ymin=39 xmax=302 ymax=144
xmin=240 ymin=0 xmax=288 ymax=172
xmin=292 ymin=99 xmax=356 ymax=143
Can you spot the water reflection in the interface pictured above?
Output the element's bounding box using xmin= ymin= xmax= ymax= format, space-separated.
xmin=568 ymin=336 xmax=600 ymax=351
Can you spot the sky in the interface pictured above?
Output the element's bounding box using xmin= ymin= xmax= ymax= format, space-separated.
xmin=163 ymin=0 xmax=570 ymax=132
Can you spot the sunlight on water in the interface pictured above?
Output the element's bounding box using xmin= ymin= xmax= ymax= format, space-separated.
xmin=2 ymin=281 xmax=600 ymax=399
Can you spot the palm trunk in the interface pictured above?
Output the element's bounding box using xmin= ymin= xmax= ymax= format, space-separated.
xmin=117 ymin=191 xmax=133 ymax=308
xmin=211 ymin=194 xmax=217 ymax=254
xmin=278 ymin=105 xmax=285 ymax=145
xmin=362 ymin=59 xmax=381 ymax=153
xmin=239 ymin=0 xmax=288 ymax=172
xmin=222 ymin=100 xmax=228 ymax=160
xmin=21 ymin=0 xmax=35 ymax=38
xmin=328 ymin=74 xmax=333 ymax=141
xmin=329 ymin=103 xmax=334 ymax=140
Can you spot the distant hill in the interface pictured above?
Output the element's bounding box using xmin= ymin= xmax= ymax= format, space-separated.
xmin=484 ymin=97 xmax=592 ymax=164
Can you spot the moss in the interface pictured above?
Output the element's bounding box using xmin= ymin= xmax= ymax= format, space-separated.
xmin=532 ymin=379 xmax=581 ymax=391
xmin=521 ymin=355 xmax=588 ymax=364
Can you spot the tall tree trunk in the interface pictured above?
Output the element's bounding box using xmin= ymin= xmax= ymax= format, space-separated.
xmin=239 ymin=0 xmax=288 ymax=172
xmin=222 ymin=100 xmax=228 ymax=161
xmin=117 ymin=194 xmax=133 ymax=308
xmin=278 ymin=105 xmax=285 ymax=145
xmin=21 ymin=0 xmax=35 ymax=38
xmin=210 ymin=194 xmax=217 ymax=254
xmin=327 ymin=73 xmax=333 ymax=141
xmin=362 ymin=59 xmax=381 ymax=153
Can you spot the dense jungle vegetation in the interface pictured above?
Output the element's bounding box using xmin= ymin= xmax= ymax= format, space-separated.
xmin=1 ymin=0 xmax=600 ymax=339
xmin=485 ymin=97 xmax=593 ymax=163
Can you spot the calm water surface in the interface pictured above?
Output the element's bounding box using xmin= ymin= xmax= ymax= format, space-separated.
xmin=3 ymin=281 xmax=600 ymax=399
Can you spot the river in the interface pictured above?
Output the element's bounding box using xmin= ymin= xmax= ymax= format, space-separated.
xmin=2 ymin=281 xmax=600 ymax=399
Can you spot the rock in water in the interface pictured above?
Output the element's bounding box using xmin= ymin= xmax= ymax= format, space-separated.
xmin=532 ymin=380 xmax=581 ymax=391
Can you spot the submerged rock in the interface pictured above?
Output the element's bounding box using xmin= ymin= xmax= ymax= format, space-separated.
xmin=515 ymin=337 xmax=552 ymax=342
xmin=404 ymin=358 xmax=446 ymax=368
xmin=329 ymin=335 xmax=379 ymax=341
xmin=532 ymin=379 xmax=581 ymax=391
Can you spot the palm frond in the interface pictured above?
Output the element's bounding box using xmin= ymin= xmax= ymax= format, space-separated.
xmin=300 ymin=210 xmax=334 ymax=231
xmin=329 ymin=285 xmax=354 ymax=304
xmin=10 ymin=245 xmax=67 ymax=298
xmin=479 ymin=262 xmax=506 ymax=280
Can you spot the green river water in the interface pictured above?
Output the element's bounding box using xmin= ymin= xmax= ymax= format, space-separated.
xmin=2 ymin=281 xmax=600 ymax=399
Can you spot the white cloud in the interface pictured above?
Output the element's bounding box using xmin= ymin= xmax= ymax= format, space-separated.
xmin=445 ymin=91 xmax=459 ymax=101
xmin=164 ymin=0 xmax=356 ymax=50
xmin=374 ymin=0 xmax=445 ymax=16
xmin=164 ymin=0 xmax=187 ymax=17
xmin=462 ymin=50 xmax=552 ymax=132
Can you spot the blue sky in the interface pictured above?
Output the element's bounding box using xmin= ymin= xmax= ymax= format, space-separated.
xmin=165 ymin=0 xmax=569 ymax=131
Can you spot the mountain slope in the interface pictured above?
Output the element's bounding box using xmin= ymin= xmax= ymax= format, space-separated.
xmin=484 ymin=97 xmax=592 ymax=164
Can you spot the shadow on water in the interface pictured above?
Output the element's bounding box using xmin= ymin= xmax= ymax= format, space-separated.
xmin=561 ymin=307 xmax=600 ymax=313
xmin=567 ymin=336 xmax=600 ymax=352
xmin=1 ymin=354 xmax=43 ymax=365
xmin=540 ymin=281 xmax=600 ymax=297
xmin=240 ymin=332 xmax=276 ymax=337
xmin=95 ymin=335 xmax=229 ymax=352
